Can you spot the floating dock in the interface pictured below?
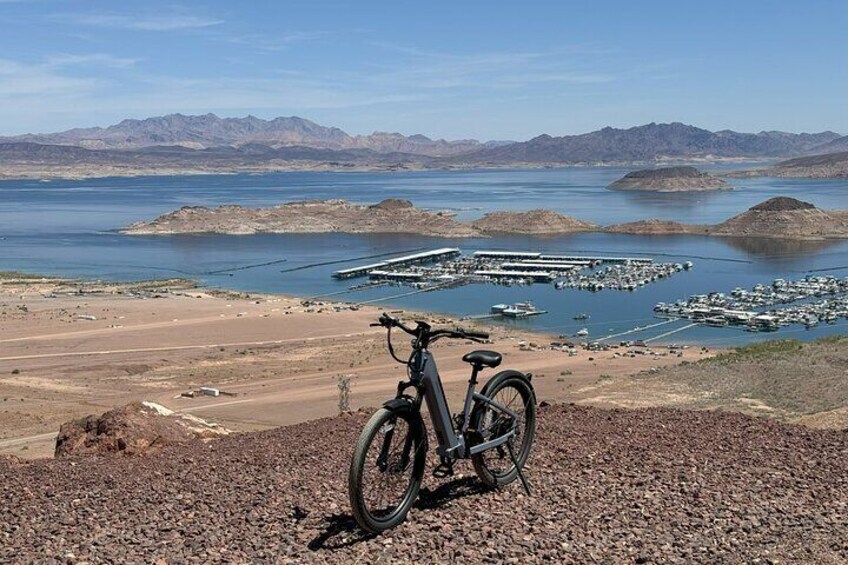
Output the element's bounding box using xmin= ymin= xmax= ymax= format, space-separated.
xmin=474 ymin=250 xmax=652 ymax=265
xmin=501 ymin=261 xmax=580 ymax=272
xmin=474 ymin=270 xmax=555 ymax=282
xmin=333 ymin=248 xmax=460 ymax=279
xmin=473 ymin=251 xmax=541 ymax=260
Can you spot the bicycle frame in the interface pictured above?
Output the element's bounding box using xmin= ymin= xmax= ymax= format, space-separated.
xmin=401 ymin=348 xmax=519 ymax=461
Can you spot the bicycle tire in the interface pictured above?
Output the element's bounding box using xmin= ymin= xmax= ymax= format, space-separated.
xmin=470 ymin=373 xmax=536 ymax=488
xmin=348 ymin=407 xmax=427 ymax=533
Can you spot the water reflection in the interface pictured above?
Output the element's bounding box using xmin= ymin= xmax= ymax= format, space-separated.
xmin=720 ymin=236 xmax=843 ymax=261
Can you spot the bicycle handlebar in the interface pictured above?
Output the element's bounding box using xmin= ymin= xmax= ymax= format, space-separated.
xmin=372 ymin=313 xmax=488 ymax=342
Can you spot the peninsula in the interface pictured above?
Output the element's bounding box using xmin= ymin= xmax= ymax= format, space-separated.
xmin=728 ymin=151 xmax=848 ymax=179
xmin=607 ymin=166 xmax=731 ymax=192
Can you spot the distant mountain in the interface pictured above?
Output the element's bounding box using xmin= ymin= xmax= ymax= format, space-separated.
xmin=1 ymin=113 xmax=487 ymax=157
xmin=456 ymin=122 xmax=841 ymax=164
xmin=1 ymin=116 xmax=844 ymax=180
xmin=808 ymin=135 xmax=848 ymax=154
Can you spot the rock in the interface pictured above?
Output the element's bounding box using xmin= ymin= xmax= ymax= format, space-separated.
xmin=54 ymin=401 xmax=230 ymax=457
xmin=607 ymin=166 xmax=731 ymax=192
xmin=472 ymin=210 xmax=597 ymax=235
xmin=369 ymin=198 xmax=413 ymax=210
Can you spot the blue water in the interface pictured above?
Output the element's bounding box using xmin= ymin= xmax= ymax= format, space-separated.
xmin=1 ymin=168 xmax=847 ymax=346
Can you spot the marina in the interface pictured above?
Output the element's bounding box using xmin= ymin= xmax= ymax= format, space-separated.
xmin=3 ymin=168 xmax=848 ymax=348
xmin=655 ymin=275 xmax=848 ymax=331
xmin=333 ymin=248 xmax=692 ymax=291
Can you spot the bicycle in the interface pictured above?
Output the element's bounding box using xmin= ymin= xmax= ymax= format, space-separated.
xmin=348 ymin=312 xmax=537 ymax=533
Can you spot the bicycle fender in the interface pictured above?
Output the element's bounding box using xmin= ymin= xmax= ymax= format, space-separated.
xmin=382 ymin=395 xmax=418 ymax=413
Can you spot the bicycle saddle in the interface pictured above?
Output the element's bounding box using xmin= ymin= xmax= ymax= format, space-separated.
xmin=462 ymin=350 xmax=502 ymax=368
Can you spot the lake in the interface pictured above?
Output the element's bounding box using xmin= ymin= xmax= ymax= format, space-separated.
xmin=1 ymin=167 xmax=847 ymax=346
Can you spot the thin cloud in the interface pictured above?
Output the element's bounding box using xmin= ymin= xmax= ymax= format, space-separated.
xmin=64 ymin=13 xmax=224 ymax=31
xmin=45 ymin=53 xmax=139 ymax=69
xmin=0 ymin=58 xmax=101 ymax=99
xmin=221 ymin=31 xmax=328 ymax=53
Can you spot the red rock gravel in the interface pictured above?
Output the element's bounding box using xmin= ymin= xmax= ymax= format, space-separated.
xmin=2 ymin=404 xmax=846 ymax=563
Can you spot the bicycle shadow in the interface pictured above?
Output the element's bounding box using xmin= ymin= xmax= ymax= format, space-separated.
xmin=307 ymin=476 xmax=488 ymax=551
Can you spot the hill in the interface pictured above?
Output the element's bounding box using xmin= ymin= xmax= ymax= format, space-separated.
xmin=607 ymin=166 xmax=731 ymax=192
xmin=604 ymin=219 xmax=708 ymax=235
xmin=763 ymin=151 xmax=848 ymax=178
xmin=712 ymin=196 xmax=848 ymax=238
xmin=454 ymin=122 xmax=841 ymax=164
xmin=1 ymin=403 xmax=845 ymax=562
xmin=607 ymin=197 xmax=848 ymax=240
xmin=727 ymin=151 xmax=848 ymax=179
xmin=122 ymin=199 xmax=477 ymax=237
xmin=470 ymin=209 xmax=597 ymax=234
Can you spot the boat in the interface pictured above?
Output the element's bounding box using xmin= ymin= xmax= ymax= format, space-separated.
xmin=573 ymin=313 xmax=590 ymax=320
xmin=493 ymin=301 xmax=547 ymax=318
xmin=575 ymin=328 xmax=589 ymax=337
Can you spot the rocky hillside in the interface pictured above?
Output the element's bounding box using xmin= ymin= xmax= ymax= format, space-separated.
xmin=764 ymin=151 xmax=848 ymax=178
xmin=471 ymin=209 xmax=597 ymax=234
xmin=122 ymin=199 xmax=478 ymax=237
xmin=124 ymin=200 xmax=596 ymax=238
xmin=607 ymin=166 xmax=731 ymax=192
xmin=606 ymin=197 xmax=848 ymax=240
xmin=712 ymin=196 xmax=848 ymax=239
xmin=604 ymin=219 xmax=708 ymax=235
xmin=727 ymin=151 xmax=848 ymax=179
xmin=1 ymin=403 xmax=845 ymax=563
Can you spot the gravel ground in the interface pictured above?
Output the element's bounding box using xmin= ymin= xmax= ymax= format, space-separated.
xmin=2 ymin=404 xmax=846 ymax=564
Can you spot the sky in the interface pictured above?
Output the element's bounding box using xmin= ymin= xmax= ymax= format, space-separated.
xmin=0 ymin=0 xmax=845 ymax=140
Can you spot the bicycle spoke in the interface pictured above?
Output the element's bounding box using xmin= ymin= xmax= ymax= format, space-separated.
xmin=361 ymin=416 xmax=417 ymax=519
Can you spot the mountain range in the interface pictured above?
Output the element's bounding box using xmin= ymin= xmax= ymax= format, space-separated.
xmin=1 ymin=113 xmax=501 ymax=157
xmin=0 ymin=114 xmax=844 ymax=179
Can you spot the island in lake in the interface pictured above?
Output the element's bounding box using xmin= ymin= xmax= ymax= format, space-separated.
xmin=125 ymin=197 xmax=848 ymax=241
xmin=607 ymin=166 xmax=731 ymax=192
xmin=607 ymin=197 xmax=848 ymax=240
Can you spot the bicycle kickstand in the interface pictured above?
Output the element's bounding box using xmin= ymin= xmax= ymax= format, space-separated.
xmin=506 ymin=442 xmax=532 ymax=496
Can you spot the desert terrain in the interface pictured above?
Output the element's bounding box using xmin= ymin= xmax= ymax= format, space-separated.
xmin=3 ymin=404 xmax=846 ymax=563
xmin=0 ymin=273 xmax=710 ymax=459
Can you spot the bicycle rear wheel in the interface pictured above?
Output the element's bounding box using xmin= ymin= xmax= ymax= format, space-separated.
xmin=348 ymin=407 xmax=427 ymax=533
xmin=470 ymin=373 xmax=536 ymax=488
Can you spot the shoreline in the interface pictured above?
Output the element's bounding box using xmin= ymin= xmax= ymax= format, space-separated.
xmin=0 ymin=157 xmax=778 ymax=182
xmin=0 ymin=272 xmax=718 ymax=459
xmin=122 ymin=197 xmax=848 ymax=241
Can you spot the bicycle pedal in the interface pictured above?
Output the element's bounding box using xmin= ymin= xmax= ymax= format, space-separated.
xmin=432 ymin=462 xmax=454 ymax=478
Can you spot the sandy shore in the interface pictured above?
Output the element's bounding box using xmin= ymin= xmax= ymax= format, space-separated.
xmin=0 ymin=274 xmax=713 ymax=459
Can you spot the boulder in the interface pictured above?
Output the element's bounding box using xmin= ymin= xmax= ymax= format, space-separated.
xmin=55 ymin=401 xmax=230 ymax=457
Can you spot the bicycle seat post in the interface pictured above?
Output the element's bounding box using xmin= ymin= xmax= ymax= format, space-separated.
xmin=460 ymin=364 xmax=481 ymax=432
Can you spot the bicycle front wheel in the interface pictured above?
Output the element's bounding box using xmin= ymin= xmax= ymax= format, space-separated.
xmin=470 ymin=373 xmax=536 ymax=488
xmin=348 ymin=406 xmax=427 ymax=533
